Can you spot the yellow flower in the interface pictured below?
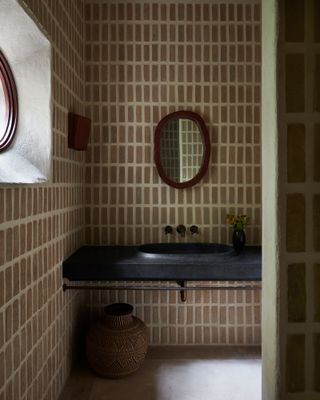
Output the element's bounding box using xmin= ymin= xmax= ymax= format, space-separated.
xmin=226 ymin=213 xmax=249 ymax=229
xmin=226 ymin=214 xmax=235 ymax=225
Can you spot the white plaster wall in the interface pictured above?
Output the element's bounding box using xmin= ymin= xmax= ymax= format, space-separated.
xmin=0 ymin=0 xmax=52 ymax=184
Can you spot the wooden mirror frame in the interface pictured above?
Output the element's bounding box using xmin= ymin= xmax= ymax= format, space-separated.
xmin=0 ymin=50 xmax=18 ymax=152
xmin=154 ymin=111 xmax=210 ymax=189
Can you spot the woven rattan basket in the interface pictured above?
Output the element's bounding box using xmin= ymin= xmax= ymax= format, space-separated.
xmin=86 ymin=303 xmax=148 ymax=378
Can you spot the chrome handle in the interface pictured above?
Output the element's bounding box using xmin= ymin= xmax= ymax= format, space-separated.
xmin=176 ymin=224 xmax=186 ymax=237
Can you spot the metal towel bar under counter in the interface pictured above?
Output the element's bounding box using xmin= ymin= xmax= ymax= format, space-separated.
xmin=62 ymin=245 xmax=262 ymax=302
xmin=63 ymin=281 xmax=261 ymax=302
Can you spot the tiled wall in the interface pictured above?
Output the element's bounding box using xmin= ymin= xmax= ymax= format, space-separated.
xmin=0 ymin=1 xmax=263 ymax=399
xmin=0 ymin=1 xmax=86 ymax=399
xmin=89 ymin=281 xmax=261 ymax=346
xmin=282 ymin=0 xmax=320 ymax=396
xmin=84 ymin=0 xmax=261 ymax=345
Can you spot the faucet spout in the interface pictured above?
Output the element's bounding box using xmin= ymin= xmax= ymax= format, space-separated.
xmin=176 ymin=224 xmax=186 ymax=237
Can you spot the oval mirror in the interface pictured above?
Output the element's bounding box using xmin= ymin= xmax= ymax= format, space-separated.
xmin=154 ymin=111 xmax=210 ymax=189
xmin=0 ymin=50 xmax=18 ymax=151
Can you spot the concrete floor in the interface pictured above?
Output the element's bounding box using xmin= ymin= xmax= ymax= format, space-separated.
xmin=59 ymin=346 xmax=261 ymax=400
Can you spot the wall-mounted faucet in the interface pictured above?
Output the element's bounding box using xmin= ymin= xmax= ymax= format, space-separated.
xmin=190 ymin=225 xmax=199 ymax=235
xmin=165 ymin=224 xmax=199 ymax=237
xmin=176 ymin=224 xmax=186 ymax=237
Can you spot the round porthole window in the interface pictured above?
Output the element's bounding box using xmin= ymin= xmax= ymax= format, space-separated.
xmin=0 ymin=50 xmax=18 ymax=151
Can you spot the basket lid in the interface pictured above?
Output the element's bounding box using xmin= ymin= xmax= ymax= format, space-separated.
xmin=104 ymin=303 xmax=134 ymax=316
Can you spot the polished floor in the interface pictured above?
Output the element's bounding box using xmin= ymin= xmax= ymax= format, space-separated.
xmin=59 ymin=346 xmax=261 ymax=400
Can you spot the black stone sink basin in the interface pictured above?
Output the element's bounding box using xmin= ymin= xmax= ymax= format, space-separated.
xmin=62 ymin=245 xmax=261 ymax=281
xmin=138 ymin=243 xmax=233 ymax=255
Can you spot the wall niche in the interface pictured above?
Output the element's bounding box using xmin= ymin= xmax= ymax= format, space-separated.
xmin=0 ymin=0 xmax=52 ymax=184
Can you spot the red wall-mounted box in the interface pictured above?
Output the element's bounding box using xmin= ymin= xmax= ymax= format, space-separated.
xmin=68 ymin=112 xmax=91 ymax=151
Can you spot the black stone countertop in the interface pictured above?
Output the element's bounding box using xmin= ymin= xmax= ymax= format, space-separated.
xmin=62 ymin=245 xmax=261 ymax=282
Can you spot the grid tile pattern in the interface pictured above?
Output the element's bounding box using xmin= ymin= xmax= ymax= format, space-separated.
xmin=160 ymin=120 xmax=180 ymax=182
xmin=84 ymin=0 xmax=261 ymax=345
xmin=0 ymin=1 xmax=86 ymax=399
xmin=180 ymin=119 xmax=203 ymax=181
xmin=89 ymin=281 xmax=261 ymax=346
xmin=85 ymin=0 xmax=261 ymax=247
xmin=283 ymin=0 xmax=320 ymax=396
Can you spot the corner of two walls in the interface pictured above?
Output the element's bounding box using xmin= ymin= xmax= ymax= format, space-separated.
xmin=0 ymin=1 xmax=264 ymax=399
xmin=84 ymin=0 xmax=262 ymax=346
xmin=0 ymin=1 xmax=87 ymax=399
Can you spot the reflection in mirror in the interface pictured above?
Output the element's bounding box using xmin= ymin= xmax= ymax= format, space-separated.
xmin=160 ymin=118 xmax=204 ymax=183
xmin=154 ymin=111 xmax=210 ymax=189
